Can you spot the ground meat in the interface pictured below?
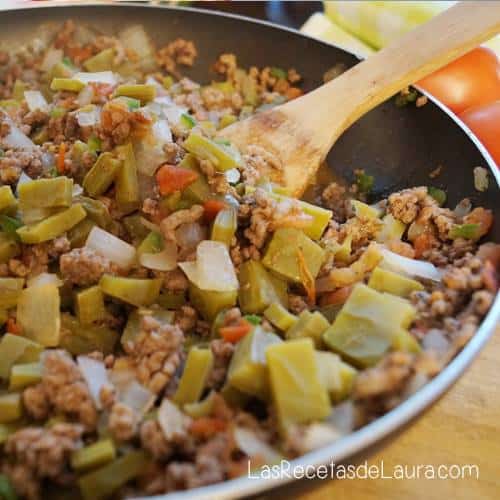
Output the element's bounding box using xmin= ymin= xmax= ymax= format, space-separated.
xmin=174 ymin=305 xmax=198 ymax=334
xmin=140 ymin=419 xmax=173 ymax=461
xmin=213 ymin=53 xmax=237 ymax=78
xmin=242 ymin=144 xmax=283 ymax=186
xmin=159 ymin=268 xmax=190 ymax=292
xmin=387 ymin=186 xmax=429 ymax=224
xmin=160 ymin=204 xmax=204 ymax=243
xmin=207 ymin=339 xmax=235 ymax=390
xmin=241 ymin=189 xmax=312 ymax=249
xmin=3 ymin=423 xmax=83 ymax=500
xmin=353 ymin=352 xmax=414 ymax=400
xmin=108 ymin=402 xmax=138 ymax=442
xmin=156 ymin=38 xmax=197 ymax=76
xmin=0 ymin=148 xmax=44 ymax=184
xmin=59 ymin=247 xmax=118 ymax=286
xmin=163 ymin=142 xmax=184 ymax=164
xmin=98 ymin=100 xmax=151 ymax=149
xmin=123 ymin=315 xmax=185 ymax=394
xmin=288 ymin=294 xmax=309 ymax=314
xmin=339 ymin=216 xmax=382 ymax=249
xmin=23 ymin=350 xmax=97 ymax=431
xmin=321 ymin=182 xmax=350 ymax=220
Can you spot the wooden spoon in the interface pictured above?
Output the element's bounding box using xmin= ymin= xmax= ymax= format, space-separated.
xmin=219 ymin=1 xmax=500 ymax=197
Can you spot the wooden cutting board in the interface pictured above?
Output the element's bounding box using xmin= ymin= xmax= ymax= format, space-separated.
xmin=262 ymin=327 xmax=500 ymax=500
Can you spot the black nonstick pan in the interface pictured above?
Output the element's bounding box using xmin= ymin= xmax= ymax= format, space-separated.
xmin=1 ymin=3 xmax=498 ymax=500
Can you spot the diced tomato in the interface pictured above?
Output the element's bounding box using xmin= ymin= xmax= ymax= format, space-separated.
xmin=463 ymin=207 xmax=493 ymax=238
xmin=156 ymin=164 xmax=198 ymax=196
xmin=189 ymin=417 xmax=227 ymax=438
xmin=57 ymin=142 xmax=67 ymax=174
xmin=219 ymin=318 xmax=252 ymax=343
xmin=460 ymin=101 xmax=500 ymax=167
xmin=6 ymin=318 xmax=21 ymax=335
xmin=413 ymin=232 xmax=436 ymax=259
xmin=418 ymin=48 xmax=500 ymax=114
xmin=203 ymin=198 xmax=227 ymax=221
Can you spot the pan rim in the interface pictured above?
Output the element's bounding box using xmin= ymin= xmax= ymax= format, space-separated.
xmin=2 ymin=3 xmax=499 ymax=499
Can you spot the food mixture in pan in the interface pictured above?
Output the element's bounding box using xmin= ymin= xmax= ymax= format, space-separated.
xmin=0 ymin=20 xmax=497 ymax=500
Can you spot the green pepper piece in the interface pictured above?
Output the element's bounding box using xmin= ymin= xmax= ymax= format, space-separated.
xmin=368 ymin=266 xmax=424 ymax=298
xmin=285 ymin=310 xmax=329 ymax=347
xmin=162 ymin=75 xmax=174 ymax=89
xmin=50 ymin=78 xmax=85 ymax=92
xmin=211 ymin=81 xmax=234 ymax=94
xmin=355 ymin=171 xmax=374 ymax=194
xmin=351 ymin=199 xmax=382 ymax=220
xmin=266 ymin=338 xmax=331 ymax=435
xmin=71 ymin=439 xmax=116 ymax=472
xmin=17 ymin=283 xmax=61 ymax=346
xmin=183 ymin=391 xmax=216 ymax=418
xmin=0 ymin=233 xmax=20 ymax=263
xmin=99 ymin=275 xmax=162 ymax=307
xmin=83 ymin=48 xmax=115 ymax=72
xmin=188 ymin=282 xmax=237 ymax=321
xmin=315 ymin=351 xmax=357 ymax=402
xmin=17 ymin=204 xmax=86 ymax=244
xmin=75 ymin=286 xmax=106 ymax=325
xmin=238 ymin=260 xmax=288 ymax=314
xmin=449 ymin=223 xmax=481 ymax=240
xmin=262 ymin=228 xmax=325 ymax=283
xmin=180 ymin=113 xmax=197 ymax=129
xmin=0 ymin=474 xmax=17 ymax=500
xmin=115 ymin=84 xmax=156 ymax=103
xmin=12 ymin=80 xmax=26 ymax=101
xmin=50 ymin=106 xmax=66 ymax=119
xmin=0 ymin=215 xmax=22 ymax=238
xmin=51 ymin=60 xmax=76 ymax=79
xmin=157 ymin=291 xmax=186 ymax=310
xmin=180 ymin=154 xmax=211 ymax=203
xmin=428 ymin=186 xmax=446 ymax=206
xmin=219 ymin=114 xmax=237 ymax=129
xmin=18 ymin=176 xmax=73 ymax=210
xmin=0 ymin=334 xmax=43 ymax=379
xmin=270 ymin=67 xmax=287 ymax=80
xmin=74 ymin=196 xmax=112 ymax=229
xmin=173 ymin=346 xmax=214 ymax=406
xmin=211 ymin=208 xmax=237 ymax=247
xmin=60 ymin=313 xmax=118 ymax=356
xmin=122 ymin=214 xmax=150 ymax=243
xmin=67 ymin=219 xmax=96 ymax=248
xmin=9 ymin=362 xmax=42 ymax=391
xmin=227 ymin=327 xmax=282 ymax=400
xmin=0 ymin=277 xmax=24 ymax=309
xmin=87 ymin=135 xmax=102 ymax=154
xmin=83 ymin=153 xmax=122 ymax=197
xmin=78 ymin=450 xmax=149 ymax=500
xmin=0 ymin=186 xmax=16 ymax=214
xmin=114 ymin=143 xmax=139 ymax=206
xmin=184 ymin=132 xmax=241 ymax=172
xmin=32 ymin=127 xmax=49 ymax=146
xmin=322 ymin=283 xmax=416 ymax=367
xmin=137 ymin=231 xmax=163 ymax=257
xmin=0 ymin=393 xmax=23 ymax=424
xmin=235 ymin=69 xmax=258 ymax=106
xmin=263 ymin=303 xmax=298 ymax=332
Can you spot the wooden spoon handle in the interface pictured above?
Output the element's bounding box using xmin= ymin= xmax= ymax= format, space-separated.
xmin=283 ymin=1 xmax=500 ymax=154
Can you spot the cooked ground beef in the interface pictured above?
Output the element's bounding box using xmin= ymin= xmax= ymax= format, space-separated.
xmin=60 ymin=247 xmax=118 ymax=286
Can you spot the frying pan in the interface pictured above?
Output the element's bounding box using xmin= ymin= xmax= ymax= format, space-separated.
xmin=1 ymin=3 xmax=499 ymax=500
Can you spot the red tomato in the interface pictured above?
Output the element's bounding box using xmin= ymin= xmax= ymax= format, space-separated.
xmin=460 ymin=100 xmax=500 ymax=166
xmin=418 ymin=47 xmax=500 ymax=114
xmin=156 ymin=164 xmax=198 ymax=195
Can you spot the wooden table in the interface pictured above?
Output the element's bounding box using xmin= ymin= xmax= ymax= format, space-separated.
xmin=262 ymin=327 xmax=500 ymax=500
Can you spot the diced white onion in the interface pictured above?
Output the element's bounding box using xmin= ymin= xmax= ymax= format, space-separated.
xmin=473 ymin=166 xmax=489 ymax=192
xmin=225 ymin=168 xmax=241 ymax=184
xmin=16 ymin=172 xmax=33 ymax=195
xmin=77 ymin=356 xmax=109 ymax=410
xmin=41 ymin=152 xmax=55 ymax=170
xmin=74 ymin=71 xmax=118 ymax=85
xmin=163 ymin=104 xmax=188 ymax=126
xmin=422 ymin=329 xmax=450 ymax=355
xmin=120 ymin=380 xmax=155 ymax=417
xmin=179 ymin=240 xmax=238 ymax=292
xmin=175 ymin=222 xmax=206 ymax=250
xmin=158 ymin=399 xmax=189 ymax=441
xmin=139 ymin=241 xmax=177 ymax=271
xmin=24 ymin=90 xmax=49 ymax=112
xmin=1 ymin=118 xmax=36 ymax=150
xmin=77 ymin=85 xmax=94 ymax=107
xmin=76 ymin=106 xmax=101 ymax=127
xmin=72 ymin=183 xmax=83 ymax=197
xmin=139 ymin=216 xmax=160 ymax=233
xmin=234 ymin=427 xmax=281 ymax=464
xmin=297 ymin=423 xmax=341 ymax=453
xmin=153 ymin=119 xmax=172 ymax=143
xmin=118 ymin=25 xmax=156 ymax=72
xmin=40 ymin=47 xmax=63 ymax=72
xmin=380 ymin=247 xmax=442 ymax=282
xmin=27 ymin=272 xmax=63 ymax=288
xmin=85 ymin=226 xmax=136 ymax=269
